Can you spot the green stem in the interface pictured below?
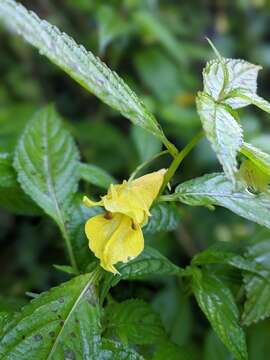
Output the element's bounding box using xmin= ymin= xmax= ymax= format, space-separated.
xmin=162 ymin=136 xmax=179 ymax=158
xmin=129 ymin=150 xmax=169 ymax=181
xmin=61 ymin=225 xmax=79 ymax=274
xmin=160 ymin=130 xmax=204 ymax=194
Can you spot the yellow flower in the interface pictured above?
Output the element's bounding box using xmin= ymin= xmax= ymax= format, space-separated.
xmin=83 ymin=169 xmax=166 ymax=274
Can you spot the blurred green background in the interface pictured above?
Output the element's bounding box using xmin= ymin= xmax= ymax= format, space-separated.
xmin=1 ymin=0 xmax=270 ymax=358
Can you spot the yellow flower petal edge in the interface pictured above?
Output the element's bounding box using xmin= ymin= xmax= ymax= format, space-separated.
xmin=85 ymin=213 xmax=144 ymax=274
xmin=83 ymin=196 xmax=103 ymax=208
xmin=83 ymin=169 xmax=166 ymax=273
xmin=84 ymin=169 xmax=166 ymax=225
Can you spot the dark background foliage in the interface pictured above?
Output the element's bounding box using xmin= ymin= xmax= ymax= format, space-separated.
xmin=1 ymin=0 xmax=270 ymax=358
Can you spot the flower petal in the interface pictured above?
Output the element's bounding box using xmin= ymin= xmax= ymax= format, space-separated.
xmin=102 ymin=169 xmax=166 ymax=225
xmin=83 ymin=195 xmax=104 ymax=208
xmin=85 ymin=213 xmax=144 ymax=274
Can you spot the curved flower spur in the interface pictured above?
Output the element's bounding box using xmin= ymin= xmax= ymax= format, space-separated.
xmin=83 ymin=169 xmax=166 ymax=274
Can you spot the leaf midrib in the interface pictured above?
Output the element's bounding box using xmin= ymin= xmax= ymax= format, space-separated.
xmin=47 ymin=275 xmax=92 ymax=360
xmin=42 ymin=114 xmax=65 ymax=231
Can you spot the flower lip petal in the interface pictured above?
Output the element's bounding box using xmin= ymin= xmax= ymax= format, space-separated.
xmin=85 ymin=212 xmax=144 ymax=274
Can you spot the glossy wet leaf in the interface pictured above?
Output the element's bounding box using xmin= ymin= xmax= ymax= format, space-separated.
xmin=192 ymin=268 xmax=247 ymax=360
xmin=173 ymin=172 xmax=270 ymax=230
xmin=0 ymin=0 xmax=164 ymax=141
xmin=105 ymin=299 xmax=165 ymax=345
xmin=203 ymin=58 xmax=261 ymax=108
xmin=102 ymin=339 xmax=144 ymax=360
xmin=0 ymin=272 xmax=103 ymax=359
xmin=196 ymin=92 xmax=243 ymax=183
xmin=14 ymin=105 xmax=80 ymax=229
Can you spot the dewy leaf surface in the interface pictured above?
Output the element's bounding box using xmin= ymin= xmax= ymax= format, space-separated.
xmin=203 ymin=58 xmax=261 ymax=108
xmin=0 ymin=272 xmax=103 ymax=359
xmin=192 ymin=268 xmax=247 ymax=360
xmin=196 ymin=92 xmax=243 ymax=183
xmin=102 ymin=339 xmax=145 ymax=360
xmin=242 ymin=237 xmax=270 ymax=325
xmin=14 ymin=105 xmax=79 ymax=229
xmin=172 ymin=172 xmax=270 ymax=230
xmin=0 ymin=0 xmax=165 ymax=142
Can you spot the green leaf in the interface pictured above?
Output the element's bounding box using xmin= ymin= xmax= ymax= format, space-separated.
xmin=0 ymin=153 xmax=41 ymax=215
xmin=133 ymin=48 xmax=183 ymax=103
xmin=247 ymin=320 xmax=270 ymax=360
xmin=143 ymin=203 xmax=180 ymax=235
xmin=0 ymin=185 xmax=41 ymax=215
xmin=53 ymin=264 xmax=77 ymax=275
xmin=152 ymin=282 xmax=192 ymax=346
xmin=0 ymin=271 xmax=103 ymax=359
xmin=204 ymin=330 xmax=232 ymax=360
xmin=241 ymin=142 xmax=270 ymax=177
xmin=96 ymin=5 xmax=130 ymax=54
xmin=173 ymin=172 xmax=270 ymax=230
xmin=105 ymin=299 xmax=165 ymax=345
xmin=102 ymin=339 xmax=144 ymax=360
xmin=131 ymin=125 xmax=162 ymax=163
xmin=242 ymin=238 xmax=270 ymax=325
xmin=196 ymin=92 xmax=243 ymax=183
xmin=14 ymin=105 xmax=80 ymax=270
xmin=14 ymin=105 xmax=79 ymax=229
xmin=0 ymin=153 xmax=17 ymax=188
xmin=229 ymin=90 xmax=270 ymax=114
xmin=0 ymin=103 xmax=36 ymax=152
xmin=153 ymin=340 xmax=197 ymax=360
xmin=0 ymin=0 xmax=165 ymax=142
xmin=191 ymin=268 xmax=247 ymax=360
xmin=203 ymin=58 xmax=261 ymax=108
xmin=0 ymin=312 xmax=12 ymax=337
xmin=192 ymin=241 xmax=261 ymax=275
xmin=100 ymin=246 xmax=183 ymax=300
xmin=134 ymin=12 xmax=207 ymax=65
xmin=79 ymin=162 xmax=115 ymax=189
xmin=238 ymin=159 xmax=270 ymax=193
